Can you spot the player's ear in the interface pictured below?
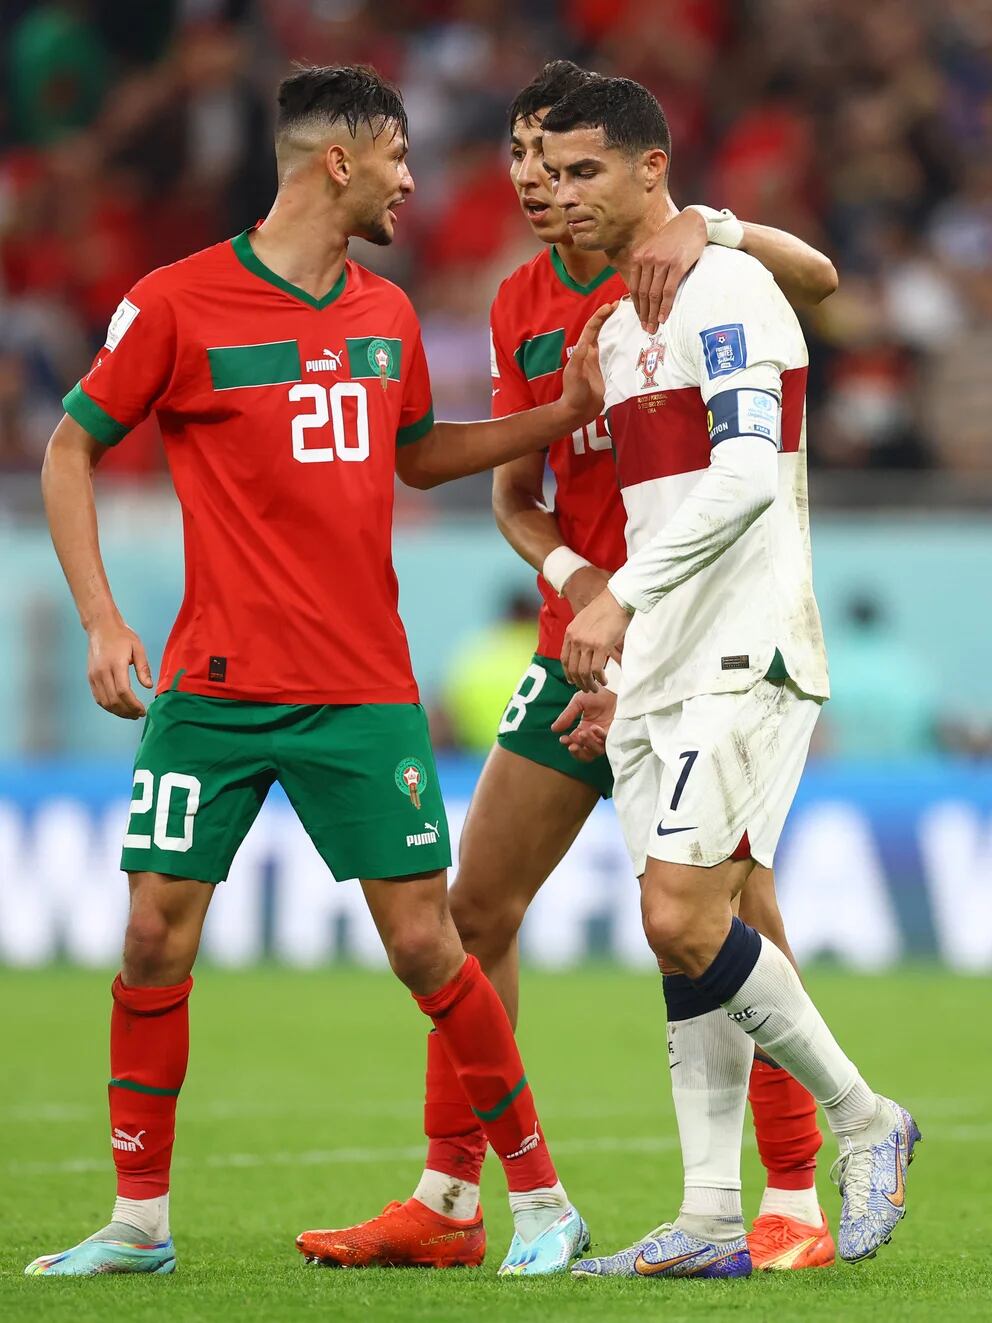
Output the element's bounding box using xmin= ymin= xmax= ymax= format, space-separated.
xmin=642 ymin=148 xmax=669 ymax=191
xmin=325 ymin=143 xmax=351 ymax=187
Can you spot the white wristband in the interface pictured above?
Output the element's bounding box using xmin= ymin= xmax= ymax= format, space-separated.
xmin=687 ymin=204 xmax=744 ymax=250
xmin=542 ymin=545 xmax=592 ymax=596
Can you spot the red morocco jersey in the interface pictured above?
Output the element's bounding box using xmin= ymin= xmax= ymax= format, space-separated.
xmin=490 ymin=247 xmax=627 ymax=659
xmin=63 ymin=228 xmax=435 ymax=705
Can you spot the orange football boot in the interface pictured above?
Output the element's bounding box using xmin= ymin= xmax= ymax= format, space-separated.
xmin=748 ymin=1209 xmax=836 ymax=1270
xmin=296 ymin=1197 xmax=485 ymax=1269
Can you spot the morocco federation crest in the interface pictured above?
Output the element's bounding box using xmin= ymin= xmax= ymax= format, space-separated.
xmin=395 ymin=757 xmax=427 ymax=810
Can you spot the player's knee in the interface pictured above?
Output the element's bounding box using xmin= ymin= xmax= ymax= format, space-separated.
xmin=449 ymin=886 xmax=522 ymax=961
xmin=384 ymin=923 xmax=449 ymax=990
xmin=640 ymin=900 xmax=694 ymax=966
xmin=122 ymin=905 xmax=176 ymax=982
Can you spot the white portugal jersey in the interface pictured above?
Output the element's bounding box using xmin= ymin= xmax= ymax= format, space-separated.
xmin=600 ymin=245 xmax=829 ymax=719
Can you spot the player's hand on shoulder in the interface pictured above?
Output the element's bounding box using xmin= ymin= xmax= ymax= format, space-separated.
xmin=558 ymin=300 xmax=618 ymax=429
xmin=563 ymin=565 xmax=613 ymax=614
xmin=560 ymin=587 xmax=632 ymax=693
xmin=86 ymin=617 xmax=154 ymax=720
xmin=552 ymin=687 xmax=617 ymax=762
xmin=630 ymin=208 xmax=707 ymax=334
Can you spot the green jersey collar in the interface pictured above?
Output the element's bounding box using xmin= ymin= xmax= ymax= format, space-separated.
xmin=549 ymin=245 xmax=616 ymax=296
xmin=231 ymin=229 xmax=347 ymax=310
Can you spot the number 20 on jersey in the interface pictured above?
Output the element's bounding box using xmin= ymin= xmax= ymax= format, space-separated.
xmin=289 ymin=382 xmax=370 ymax=463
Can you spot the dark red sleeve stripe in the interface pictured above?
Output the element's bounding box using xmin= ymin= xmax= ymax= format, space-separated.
xmin=610 ymin=366 xmax=808 ymax=490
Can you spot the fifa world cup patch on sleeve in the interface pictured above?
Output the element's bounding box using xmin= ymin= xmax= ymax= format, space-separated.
xmin=706 ymin=387 xmax=781 ymax=448
xmin=105 ymin=298 xmax=140 ymax=351
xmin=700 ymin=323 xmax=747 ymax=378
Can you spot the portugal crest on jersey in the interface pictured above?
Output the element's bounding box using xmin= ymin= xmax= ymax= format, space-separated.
xmin=395 ymin=757 xmax=427 ymax=809
xmin=636 ymin=336 xmax=665 ymax=388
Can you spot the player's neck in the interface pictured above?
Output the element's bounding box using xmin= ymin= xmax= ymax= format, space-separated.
xmin=608 ymin=196 xmax=680 ymax=286
xmin=552 ymin=240 xmax=610 ymax=287
xmin=250 ymin=194 xmax=349 ymax=300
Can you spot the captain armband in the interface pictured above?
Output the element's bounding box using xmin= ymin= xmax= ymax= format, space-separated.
xmin=705 ymin=388 xmax=782 ymax=450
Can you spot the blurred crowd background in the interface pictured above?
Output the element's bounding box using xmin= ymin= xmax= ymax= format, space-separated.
xmin=0 ymin=0 xmax=990 ymax=760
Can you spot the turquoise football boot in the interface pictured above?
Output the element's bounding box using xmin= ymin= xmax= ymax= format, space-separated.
xmin=497 ymin=1205 xmax=590 ymax=1276
xmin=25 ymin=1231 xmax=176 ymax=1276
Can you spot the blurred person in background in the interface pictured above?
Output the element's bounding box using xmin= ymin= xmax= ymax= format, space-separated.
xmin=442 ymin=589 xmax=539 ymax=754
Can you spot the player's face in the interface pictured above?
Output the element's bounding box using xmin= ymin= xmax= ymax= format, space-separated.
xmin=509 ymin=111 xmax=571 ymax=245
xmin=350 ymin=121 xmax=414 ymax=246
xmin=542 ymin=127 xmax=649 ymax=253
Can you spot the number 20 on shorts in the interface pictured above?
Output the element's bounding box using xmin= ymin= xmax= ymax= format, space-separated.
xmin=124 ymin=770 xmax=202 ymax=853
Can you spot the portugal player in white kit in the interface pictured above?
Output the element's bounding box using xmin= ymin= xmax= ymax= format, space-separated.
xmin=542 ymin=77 xmax=921 ymax=1278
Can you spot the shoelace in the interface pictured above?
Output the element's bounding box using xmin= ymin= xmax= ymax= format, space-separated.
xmin=829 ymin=1137 xmax=873 ymax=1219
xmin=750 ymin=1215 xmax=808 ymax=1251
xmin=638 ymin=1222 xmax=676 ymax=1253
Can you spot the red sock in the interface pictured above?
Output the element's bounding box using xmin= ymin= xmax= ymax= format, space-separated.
xmin=424 ymin=1029 xmax=488 ymax=1185
xmin=749 ymin=1056 xmax=822 ymax=1191
xmin=414 ymin=956 xmax=556 ymax=1192
xmin=109 ymin=974 xmax=192 ymax=1199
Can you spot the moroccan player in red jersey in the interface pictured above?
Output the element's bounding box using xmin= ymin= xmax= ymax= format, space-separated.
xmin=325 ymin=62 xmax=840 ymax=1272
xmin=26 ymin=66 xmax=614 ymax=1281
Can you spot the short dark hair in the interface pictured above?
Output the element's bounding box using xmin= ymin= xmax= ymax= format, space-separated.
xmin=276 ymin=64 xmax=408 ymax=143
xmin=507 ymin=60 xmax=594 ymax=133
xmin=541 ymin=75 xmax=671 ymax=162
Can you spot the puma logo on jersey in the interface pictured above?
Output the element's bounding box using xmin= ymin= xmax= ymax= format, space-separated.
xmin=407 ymin=822 xmax=440 ymax=847
xmin=305 ymin=349 xmax=344 ymax=372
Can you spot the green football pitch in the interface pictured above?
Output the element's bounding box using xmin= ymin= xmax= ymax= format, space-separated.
xmin=1 ymin=966 xmax=989 ymax=1322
